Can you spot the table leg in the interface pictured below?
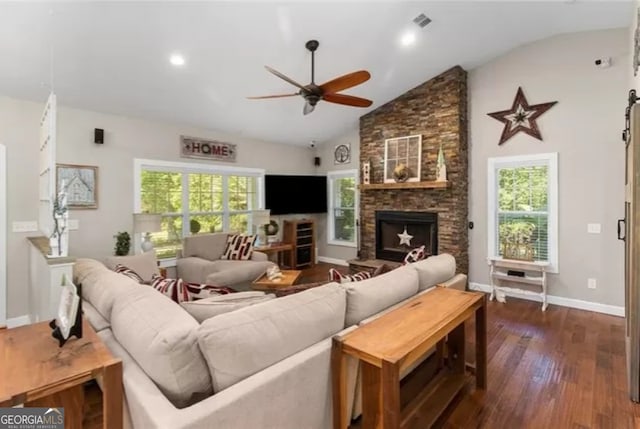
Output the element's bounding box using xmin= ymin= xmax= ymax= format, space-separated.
xmin=26 ymin=384 xmax=84 ymax=429
xmin=475 ymin=296 xmax=488 ymax=389
xmin=102 ymin=360 xmax=123 ymax=429
xmin=448 ymin=323 xmax=466 ymax=374
xmin=331 ymin=338 xmax=348 ymax=429
xmin=381 ymin=360 xmax=401 ymax=429
xmin=361 ymin=361 xmax=381 ymax=429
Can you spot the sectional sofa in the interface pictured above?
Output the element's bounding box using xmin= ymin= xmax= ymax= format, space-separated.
xmin=73 ymin=254 xmax=467 ymax=429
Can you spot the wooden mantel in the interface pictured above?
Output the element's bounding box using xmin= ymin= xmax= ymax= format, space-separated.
xmin=358 ymin=180 xmax=451 ymax=191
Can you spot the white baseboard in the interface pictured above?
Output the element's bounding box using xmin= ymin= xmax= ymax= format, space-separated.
xmin=469 ymin=282 xmax=625 ymax=317
xmin=317 ymin=256 xmax=349 ymax=266
xmin=6 ymin=315 xmax=31 ymax=328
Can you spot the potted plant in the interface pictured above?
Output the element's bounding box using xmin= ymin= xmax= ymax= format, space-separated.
xmin=114 ymin=231 xmax=131 ymax=256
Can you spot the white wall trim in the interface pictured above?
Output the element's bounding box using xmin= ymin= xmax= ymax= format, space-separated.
xmin=6 ymin=315 xmax=31 ymax=328
xmin=0 ymin=144 xmax=6 ymax=327
xmin=317 ymin=256 xmax=349 ymax=267
xmin=487 ymin=152 xmax=559 ymax=273
xmin=469 ymin=282 xmax=624 ymax=317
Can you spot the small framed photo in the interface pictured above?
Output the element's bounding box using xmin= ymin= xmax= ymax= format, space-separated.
xmin=56 ymin=164 xmax=98 ymax=209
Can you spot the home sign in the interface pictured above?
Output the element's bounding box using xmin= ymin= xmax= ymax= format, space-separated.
xmin=180 ymin=135 xmax=237 ymax=162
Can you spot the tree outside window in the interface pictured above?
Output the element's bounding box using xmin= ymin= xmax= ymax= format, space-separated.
xmin=328 ymin=170 xmax=358 ymax=246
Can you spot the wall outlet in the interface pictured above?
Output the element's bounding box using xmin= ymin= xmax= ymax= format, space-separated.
xmin=588 ymin=278 xmax=597 ymax=289
xmin=587 ymin=223 xmax=601 ymax=234
xmin=12 ymin=221 xmax=38 ymax=233
xmin=68 ymin=219 xmax=79 ymax=231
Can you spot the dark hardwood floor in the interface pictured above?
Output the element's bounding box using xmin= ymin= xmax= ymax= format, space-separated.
xmin=85 ymin=263 xmax=640 ymax=428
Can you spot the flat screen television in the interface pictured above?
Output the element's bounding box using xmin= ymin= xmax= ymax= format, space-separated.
xmin=265 ymin=174 xmax=327 ymax=215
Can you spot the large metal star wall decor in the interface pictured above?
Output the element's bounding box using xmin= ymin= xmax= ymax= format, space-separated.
xmin=487 ymin=87 xmax=557 ymax=145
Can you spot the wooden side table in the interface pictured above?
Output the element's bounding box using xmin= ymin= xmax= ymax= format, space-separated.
xmin=0 ymin=319 xmax=123 ymax=429
xmin=332 ymin=288 xmax=487 ymax=429
xmin=255 ymin=243 xmax=294 ymax=268
xmin=488 ymin=257 xmax=550 ymax=311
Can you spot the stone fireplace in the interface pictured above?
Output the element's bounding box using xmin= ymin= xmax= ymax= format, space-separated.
xmin=358 ymin=66 xmax=469 ymax=274
xmin=376 ymin=211 xmax=438 ymax=262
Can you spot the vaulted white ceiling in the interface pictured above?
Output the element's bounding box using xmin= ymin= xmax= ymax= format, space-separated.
xmin=0 ymin=1 xmax=631 ymax=146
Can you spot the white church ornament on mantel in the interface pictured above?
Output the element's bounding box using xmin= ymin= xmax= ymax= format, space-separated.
xmin=436 ymin=143 xmax=447 ymax=182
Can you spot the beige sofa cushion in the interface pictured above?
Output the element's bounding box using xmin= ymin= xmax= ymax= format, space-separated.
xmin=111 ymin=286 xmax=213 ymax=408
xmin=342 ymin=265 xmax=419 ymax=327
xmin=104 ymin=251 xmax=160 ymax=283
xmin=197 ymin=283 xmax=346 ymax=392
xmin=180 ymin=292 xmax=275 ymax=323
xmin=82 ymin=300 xmax=110 ymax=332
xmin=182 ymin=232 xmax=229 ymax=260
xmin=409 ymin=253 xmax=456 ymax=291
xmin=73 ymin=258 xmax=142 ymax=320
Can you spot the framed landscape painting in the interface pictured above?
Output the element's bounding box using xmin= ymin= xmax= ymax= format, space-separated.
xmin=56 ymin=164 xmax=98 ymax=209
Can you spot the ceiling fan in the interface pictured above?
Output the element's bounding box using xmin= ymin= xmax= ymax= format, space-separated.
xmin=248 ymin=40 xmax=372 ymax=115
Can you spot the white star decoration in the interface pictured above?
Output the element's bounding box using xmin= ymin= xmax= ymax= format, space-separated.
xmin=398 ymin=227 xmax=413 ymax=246
xmin=504 ymin=103 xmax=535 ymax=131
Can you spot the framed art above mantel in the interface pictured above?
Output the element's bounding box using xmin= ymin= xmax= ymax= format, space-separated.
xmin=383 ymin=135 xmax=422 ymax=183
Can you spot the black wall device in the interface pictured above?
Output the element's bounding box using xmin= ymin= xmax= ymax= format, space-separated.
xmin=314 ymin=156 xmax=321 ymax=166
xmin=94 ymin=128 xmax=104 ymax=144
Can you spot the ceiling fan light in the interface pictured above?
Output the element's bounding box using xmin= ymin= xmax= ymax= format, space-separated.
xmin=303 ymin=101 xmax=315 ymax=115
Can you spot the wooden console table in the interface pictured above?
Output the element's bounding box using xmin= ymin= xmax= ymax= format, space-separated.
xmin=488 ymin=257 xmax=550 ymax=311
xmin=332 ymin=287 xmax=487 ymax=429
xmin=0 ymin=319 xmax=123 ymax=429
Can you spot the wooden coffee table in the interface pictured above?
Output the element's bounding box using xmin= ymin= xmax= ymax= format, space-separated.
xmin=252 ymin=269 xmax=302 ymax=291
xmin=0 ymin=319 xmax=123 ymax=429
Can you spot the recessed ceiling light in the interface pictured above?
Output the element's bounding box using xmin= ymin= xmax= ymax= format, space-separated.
xmin=169 ymin=54 xmax=186 ymax=67
xmin=400 ymin=31 xmax=416 ymax=47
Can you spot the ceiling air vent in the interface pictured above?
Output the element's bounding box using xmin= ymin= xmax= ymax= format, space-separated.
xmin=413 ymin=13 xmax=432 ymax=28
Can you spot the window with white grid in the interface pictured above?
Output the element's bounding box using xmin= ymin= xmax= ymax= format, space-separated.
xmin=487 ymin=153 xmax=558 ymax=272
xmin=135 ymin=159 xmax=263 ymax=259
xmin=327 ymin=170 xmax=358 ymax=247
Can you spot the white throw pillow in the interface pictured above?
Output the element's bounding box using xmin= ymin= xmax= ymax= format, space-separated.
xmin=104 ymin=250 xmax=160 ymax=283
xmin=180 ymin=292 xmax=275 ymax=323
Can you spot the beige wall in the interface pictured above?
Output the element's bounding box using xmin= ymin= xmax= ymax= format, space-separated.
xmin=314 ymin=127 xmax=360 ymax=264
xmin=469 ymin=29 xmax=628 ymax=306
xmin=1 ymin=95 xmax=314 ymax=318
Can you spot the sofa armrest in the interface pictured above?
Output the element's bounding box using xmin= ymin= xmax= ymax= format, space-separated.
xmin=251 ymin=251 xmax=268 ymax=262
xmin=436 ymin=273 xmax=468 ymax=291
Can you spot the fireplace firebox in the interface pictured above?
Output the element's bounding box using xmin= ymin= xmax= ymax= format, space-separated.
xmin=375 ymin=211 xmax=438 ymax=262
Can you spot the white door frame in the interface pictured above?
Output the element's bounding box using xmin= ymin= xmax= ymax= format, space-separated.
xmin=0 ymin=144 xmax=6 ymax=326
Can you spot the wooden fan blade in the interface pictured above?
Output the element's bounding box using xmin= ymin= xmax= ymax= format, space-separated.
xmin=323 ymin=93 xmax=372 ymax=108
xmin=247 ymin=93 xmax=299 ymax=99
xmin=319 ymin=70 xmax=370 ymax=94
xmin=265 ymin=66 xmax=308 ymax=92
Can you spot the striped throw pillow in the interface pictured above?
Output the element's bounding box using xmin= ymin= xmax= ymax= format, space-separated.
xmin=114 ymin=264 xmax=144 ymax=283
xmin=220 ymin=234 xmax=256 ymax=260
xmin=328 ymin=268 xmax=372 ymax=284
xmin=185 ymin=282 xmax=237 ymax=300
xmin=403 ymin=245 xmax=427 ymax=265
xmin=150 ymin=275 xmax=190 ymax=303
